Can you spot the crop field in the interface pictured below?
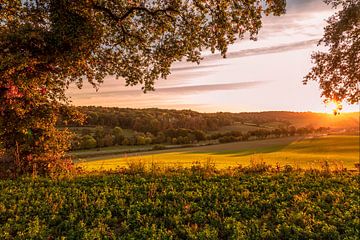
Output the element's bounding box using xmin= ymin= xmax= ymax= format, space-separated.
xmin=78 ymin=135 xmax=360 ymax=171
xmin=70 ymin=145 xmax=155 ymax=159
xmin=0 ymin=172 xmax=358 ymax=239
xmin=211 ymin=122 xmax=272 ymax=133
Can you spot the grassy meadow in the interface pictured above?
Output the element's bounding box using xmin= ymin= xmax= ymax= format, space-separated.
xmin=78 ymin=135 xmax=360 ymax=171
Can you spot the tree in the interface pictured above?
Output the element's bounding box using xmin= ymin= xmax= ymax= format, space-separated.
xmin=103 ymin=134 xmax=114 ymax=147
xmin=193 ymin=130 xmax=206 ymax=142
xmin=81 ymin=135 xmax=97 ymax=149
xmin=112 ymin=127 xmax=125 ymax=145
xmin=135 ymin=134 xmax=146 ymax=145
xmin=0 ymin=0 xmax=286 ymax=175
xmin=94 ymin=126 xmax=105 ymax=148
xmin=304 ymin=0 xmax=359 ymax=114
xmin=121 ymin=138 xmax=130 ymax=146
xmin=154 ymin=131 xmax=166 ymax=144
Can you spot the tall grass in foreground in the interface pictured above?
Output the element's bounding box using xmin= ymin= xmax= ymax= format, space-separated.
xmin=89 ymin=156 xmax=357 ymax=178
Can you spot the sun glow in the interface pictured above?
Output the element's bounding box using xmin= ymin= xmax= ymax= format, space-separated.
xmin=325 ymin=100 xmax=343 ymax=115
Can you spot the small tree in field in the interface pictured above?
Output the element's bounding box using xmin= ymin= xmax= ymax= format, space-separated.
xmin=0 ymin=0 xmax=286 ymax=176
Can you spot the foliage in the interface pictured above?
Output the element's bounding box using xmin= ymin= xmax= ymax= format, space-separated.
xmin=67 ymin=106 xmax=241 ymax=132
xmin=0 ymin=95 xmax=78 ymax=176
xmin=0 ymin=171 xmax=358 ymax=239
xmin=80 ymin=135 xmax=97 ymax=150
xmin=304 ymin=0 xmax=360 ymax=112
xmin=70 ymin=124 xmax=317 ymax=151
xmin=0 ymin=0 xmax=286 ymax=91
xmin=152 ymin=144 xmax=166 ymax=151
xmin=112 ymin=127 xmax=125 ymax=145
xmin=65 ymin=107 xmax=360 ymax=132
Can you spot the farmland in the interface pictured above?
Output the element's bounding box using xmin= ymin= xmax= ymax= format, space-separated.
xmin=78 ymin=135 xmax=360 ymax=171
xmin=2 ymin=112 xmax=360 ymax=239
xmin=62 ymin=108 xmax=359 ymax=153
xmin=1 ymin=171 xmax=359 ymax=239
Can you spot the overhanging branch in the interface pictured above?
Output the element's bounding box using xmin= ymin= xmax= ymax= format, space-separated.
xmin=92 ymin=4 xmax=179 ymax=23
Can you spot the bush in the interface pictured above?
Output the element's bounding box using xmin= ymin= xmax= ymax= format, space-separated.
xmin=243 ymin=156 xmax=272 ymax=173
xmin=80 ymin=135 xmax=97 ymax=149
xmin=152 ymin=144 xmax=166 ymax=150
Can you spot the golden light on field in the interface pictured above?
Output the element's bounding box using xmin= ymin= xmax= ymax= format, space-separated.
xmin=78 ymin=135 xmax=360 ymax=171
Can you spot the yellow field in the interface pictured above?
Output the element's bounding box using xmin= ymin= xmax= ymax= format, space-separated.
xmin=78 ymin=135 xmax=360 ymax=171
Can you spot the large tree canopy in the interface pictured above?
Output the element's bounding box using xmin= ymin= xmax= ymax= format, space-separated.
xmin=1 ymin=0 xmax=286 ymax=93
xmin=304 ymin=0 xmax=360 ymax=110
xmin=0 ymin=0 xmax=286 ymax=176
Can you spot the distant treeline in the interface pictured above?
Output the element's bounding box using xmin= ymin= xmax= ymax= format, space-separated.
xmin=212 ymin=127 xmax=330 ymax=144
xmin=58 ymin=106 xmax=357 ymax=150
xmin=61 ymin=106 xmax=300 ymax=132
xmin=60 ymin=106 xmax=359 ymax=132
xmin=71 ymin=127 xmax=208 ymax=150
xmin=72 ymin=125 xmax=330 ymax=150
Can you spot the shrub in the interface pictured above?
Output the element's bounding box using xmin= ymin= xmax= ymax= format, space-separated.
xmin=80 ymin=135 xmax=97 ymax=149
xmin=152 ymin=145 xmax=166 ymax=150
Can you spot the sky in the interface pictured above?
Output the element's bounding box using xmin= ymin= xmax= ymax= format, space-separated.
xmin=66 ymin=0 xmax=360 ymax=113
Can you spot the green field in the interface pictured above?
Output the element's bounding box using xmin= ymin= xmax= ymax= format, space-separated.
xmin=78 ymin=135 xmax=360 ymax=171
xmin=210 ymin=122 xmax=273 ymax=133
xmin=70 ymin=145 xmax=156 ymax=158
xmin=1 ymin=172 xmax=359 ymax=239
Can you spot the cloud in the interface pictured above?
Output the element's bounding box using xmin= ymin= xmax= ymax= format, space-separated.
xmin=154 ymin=81 xmax=264 ymax=94
xmin=203 ymin=39 xmax=319 ymax=61
xmin=67 ymin=69 xmax=219 ymax=94
xmin=69 ymin=39 xmax=319 ymax=100
xmin=73 ymin=81 xmax=264 ymax=98
xmin=171 ymin=64 xmax=227 ymax=72
xmin=286 ymin=0 xmax=329 ymax=12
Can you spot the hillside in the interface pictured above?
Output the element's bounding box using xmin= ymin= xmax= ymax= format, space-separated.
xmin=63 ymin=107 xmax=359 ymax=131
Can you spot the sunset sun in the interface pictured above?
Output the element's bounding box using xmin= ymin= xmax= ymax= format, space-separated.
xmin=324 ymin=100 xmax=343 ymax=115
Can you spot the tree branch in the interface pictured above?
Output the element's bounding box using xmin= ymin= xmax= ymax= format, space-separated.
xmin=92 ymin=4 xmax=179 ymax=23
